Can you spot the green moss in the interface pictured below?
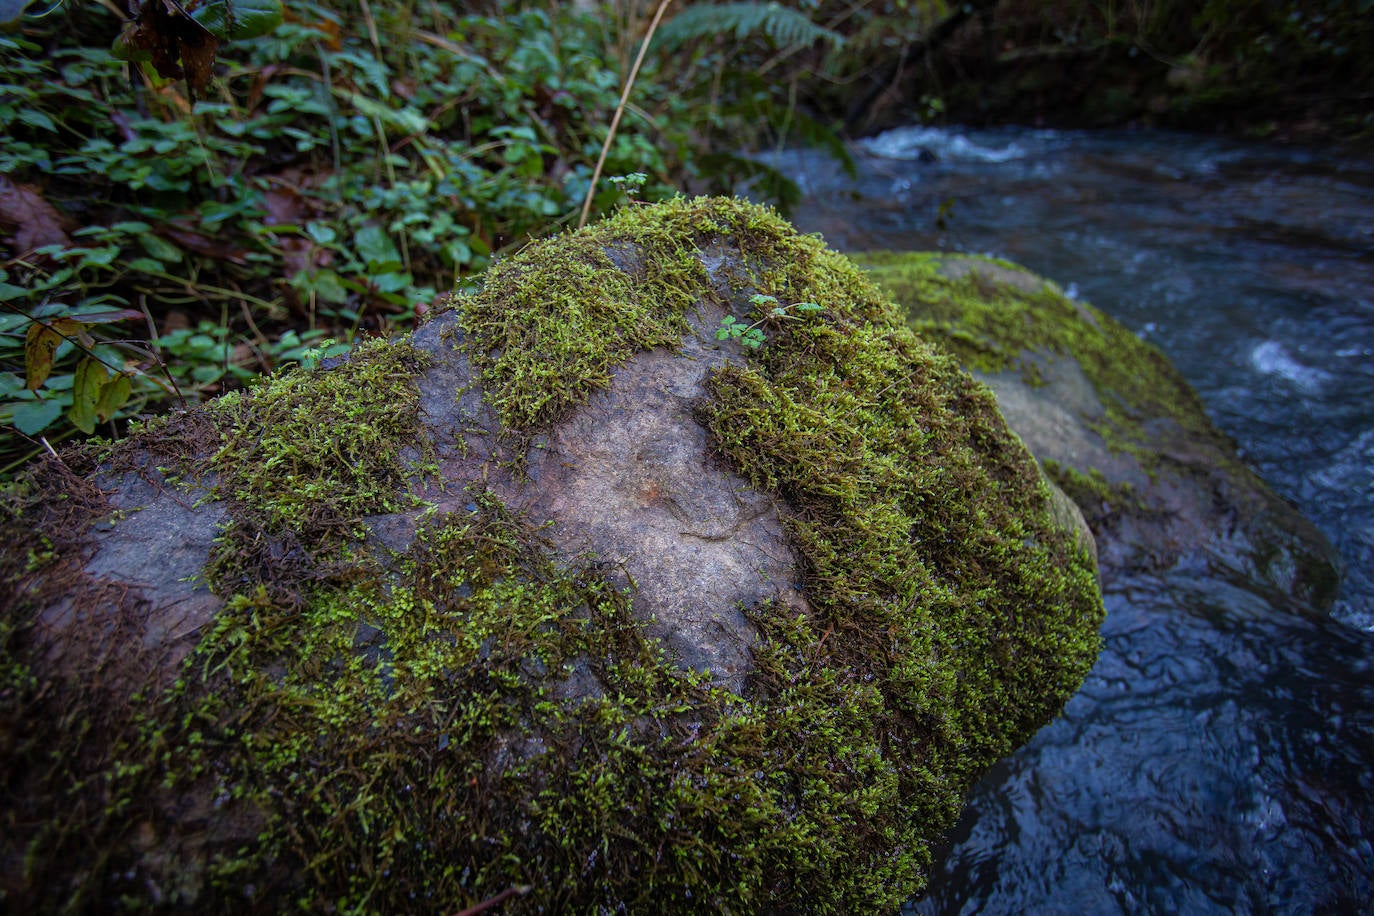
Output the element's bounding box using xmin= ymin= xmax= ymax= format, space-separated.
xmin=458 ymin=195 xmax=817 ymax=439
xmin=1042 ymin=458 xmax=1139 ymax=514
xmin=179 ymin=337 xmax=433 ymax=595
xmin=854 ymin=251 xmax=1226 ymax=470
xmin=8 ymin=199 xmax=1103 ymax=913
xmin=454 ymin=198 xmax=1099 ymax=908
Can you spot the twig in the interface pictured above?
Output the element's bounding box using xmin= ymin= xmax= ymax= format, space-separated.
xmin=577 ymin=0 xmax=675 ymax=230
xmin=138 ymin=293 xmax=188 ymax=407
xmin=451 ymin=884 xmax=533 ymax=916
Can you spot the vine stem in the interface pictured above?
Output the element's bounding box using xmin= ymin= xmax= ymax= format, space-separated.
xmin=577 ymin=0 xmax=675 ymax=230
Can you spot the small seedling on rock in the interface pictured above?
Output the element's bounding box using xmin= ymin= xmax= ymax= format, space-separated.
xmin=716 ymin=294 xmax=823 ymax=349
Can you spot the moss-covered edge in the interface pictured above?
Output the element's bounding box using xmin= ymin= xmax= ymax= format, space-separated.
xmin=853 ymin=251 xmax=1228 ymax=478
xmin=3 ymin=198 xmax=1103 ymax=914
xmin=854 ymin=250 xmax=1341 ymax=607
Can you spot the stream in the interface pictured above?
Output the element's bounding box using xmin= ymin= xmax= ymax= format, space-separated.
xmin=768 ymin=126 xmax=1374 ymax=913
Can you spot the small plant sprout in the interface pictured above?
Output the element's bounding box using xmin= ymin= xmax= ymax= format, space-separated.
xmin=715 ymin=294 xmax=824 ymax=349
xmin=300 ymin=338 xmax=345 ymax=370
xmin=608 ymin=172 xmax=649 ymax=202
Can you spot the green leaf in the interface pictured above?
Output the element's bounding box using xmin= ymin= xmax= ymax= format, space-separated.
xmin=350 ymin=94 xmax=428 ymax=135
xmin=69 ymin=357 xmax=107 ymax=434
xmin=139 ymin=233 xmax=183 ymax=263
xmin=305 ymin=222 xmax=336 ymax=246
xmin=371 ymin=272 xmax=411 ymax=295
xmin=95 ymin=373 xmax=133 ymax=423
xmin=190 ymin=0 xmax=284 ymax=41
xmin=299 ymin=269 xmax=349 ymax=304
xmin=109 ymin=28 xmax=147 ymax=64
xmin=656 ymin=2 xmax=844 ymax=51
xmin=17 ymin=109 xmax=55 ymax=132
xmin=354 ymin=224 xmax=401 ymax=268
xmin=10 ymin=397 xmax=62 ymax=435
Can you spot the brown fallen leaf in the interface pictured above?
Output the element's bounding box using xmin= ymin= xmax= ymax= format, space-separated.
xmin=0 ymin=174 xmax=72 ymax=255
xmin=119 ymin=0 xmax=220 ymax=96
xmin=283 ymin=7 xmax=341 ymax=52
xmin=263 ymin=174 xmax=331 ymax=277
xmin=158 ymin=220 xmax=249 ymax=265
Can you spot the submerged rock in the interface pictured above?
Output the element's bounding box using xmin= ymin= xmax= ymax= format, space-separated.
xmin=858 ymin=251 xmax=1340 ymax=609
xmin=0 ymin=198 xmax=1102 ymax=913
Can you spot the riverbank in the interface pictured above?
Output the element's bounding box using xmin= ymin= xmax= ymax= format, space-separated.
xmin=825 ymin=0 xmax=1374 ymax=149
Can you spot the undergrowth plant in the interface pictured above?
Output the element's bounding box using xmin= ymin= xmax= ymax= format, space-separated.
xmin=0 ymin=0 xmax=873 ymax=475
xmin=0 ymin=1 xmax=681 ymax=471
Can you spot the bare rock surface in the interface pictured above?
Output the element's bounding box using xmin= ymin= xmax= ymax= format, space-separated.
xmin=509 ymin=309 xmax=806 ymax=690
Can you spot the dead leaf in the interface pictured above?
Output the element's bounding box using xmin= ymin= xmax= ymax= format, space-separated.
xmin=158 ymin=221 xmax=249 ymax=264
xmin=95 ymin=372 xmax=133 ymax=424
xmin=70 ymin=308 xmax=144 ymax=324
xmin=163 ymin=310 xmax=191 ymax=333
xmin=0 ymin=174 xmax=72 ymax=254
xmin=262 ymin=183 xmax=308 ymax=226
xmin=283 ymin=7 xmax=341 ymax=51
xmin=263 ymin=176 xmax=331 ymax=277
xmin=24 ymin=311 xmax=141 ymax=391
xmin=25 ymin=317 xmax=84 ymax=391
xmin=70 ymin=356 xmax=108 ymax=433
xmin=245 ymin=63 xmax=283 ymax=111
xmin=278 ymin=237 xmax=316 ymax=277
xmin=119 ymin=0 xmax=220 ymax=95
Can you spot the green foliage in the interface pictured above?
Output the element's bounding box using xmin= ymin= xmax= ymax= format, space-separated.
xmin=656 ymin=1 xmax=846 ymax=51
xmin=715 ymin=292 xmax=824 ymax=348
xmin=0 ymin=0 xmax=868 ymax=474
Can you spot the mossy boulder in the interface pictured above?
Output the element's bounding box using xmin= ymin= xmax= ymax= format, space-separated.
xmin=0 ymin=198 xmax=1102 ymax=913
xmin=857 ymin=251 xmax=1340 ymax=608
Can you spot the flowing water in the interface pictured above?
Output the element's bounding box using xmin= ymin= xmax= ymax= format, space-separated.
xmin=766 ymin=127 xmax=1374 ymax=912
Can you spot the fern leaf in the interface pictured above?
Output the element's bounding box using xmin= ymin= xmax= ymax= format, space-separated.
xmin=655 ymin=2 xmax=844 ymax=52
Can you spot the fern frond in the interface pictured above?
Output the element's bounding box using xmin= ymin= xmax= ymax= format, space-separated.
xmin=655 ymin=2 xmax=844 ymax=53
xmin=823 ymin=7 xmax=942 ymax=74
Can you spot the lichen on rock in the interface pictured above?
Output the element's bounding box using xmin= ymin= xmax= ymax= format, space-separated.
xmin=1 ymin=198 xmax=1103 ymax=913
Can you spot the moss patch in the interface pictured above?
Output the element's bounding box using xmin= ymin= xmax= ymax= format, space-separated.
xmin=154 ymin=337 xmax=433 ymax=599
xmin=854 ymin=251 xmax=1228 ymax=474
xmin=4 ymin=199 xmax=1103 ymax=913
xmin=1041 ymin=458 xmax=1140 ymax=516
xmin=458 ymin=195 xmax=827 ymax=440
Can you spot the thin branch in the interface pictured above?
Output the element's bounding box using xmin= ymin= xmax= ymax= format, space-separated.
xmin=451 ymin=884 xmax=533 ymax=916
xmin=577 ymin=0 xmax=675 ymax=230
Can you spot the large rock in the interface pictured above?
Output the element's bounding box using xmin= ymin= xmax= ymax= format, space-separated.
xmin=857 ymin=251 xmax=1340 ymax=608
xmin=0 ymin=198 xmax=1102 ymax=913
